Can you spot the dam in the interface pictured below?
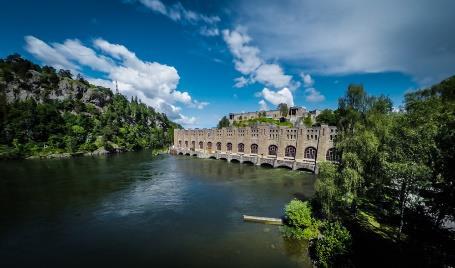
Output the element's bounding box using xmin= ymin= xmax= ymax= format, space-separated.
xmin=171 ymin=124 xmax=339 ymax=173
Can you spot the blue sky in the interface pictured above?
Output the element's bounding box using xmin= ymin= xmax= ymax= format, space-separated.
xmin=1 ymin=0 xmax=454 ymax=128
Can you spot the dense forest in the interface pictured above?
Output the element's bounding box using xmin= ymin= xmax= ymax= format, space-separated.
xmin=281 ymin=78 xmax=455 ymax=267
xmin=0 ymin=54 xmax=181 ymax=159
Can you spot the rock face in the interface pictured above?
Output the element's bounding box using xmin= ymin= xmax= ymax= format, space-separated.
xmin=2 ymin=70 xmax=112 ymax=109
xmin=91 ymin=147 xmax=110 ymax=156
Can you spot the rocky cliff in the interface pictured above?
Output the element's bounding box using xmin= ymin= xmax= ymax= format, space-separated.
xmin=0 ymin=54 xmax=180 ymax=159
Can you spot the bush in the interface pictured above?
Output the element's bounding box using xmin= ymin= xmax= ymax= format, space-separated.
xmin=282 ymin=221 xmax=320 ymax=240
xmin=312 ymin=221 xmax=352 ymax=268
xmin=285 ymin=199 xmax=313 ymax=228
xmin=282 ymin=199 xmax=321 ymax=241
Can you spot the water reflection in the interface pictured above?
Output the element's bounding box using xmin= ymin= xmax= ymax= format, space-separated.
xmin=0 ymin=152 xmax=315 ymax=267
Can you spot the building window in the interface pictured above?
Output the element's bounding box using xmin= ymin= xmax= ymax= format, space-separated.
xmin=191 ymin=141 xmax=195 ymax=149
xmin=251 ymin=144 xmax=258 ymax=154
xmin=199 ymin=141 xmax=203 ymax=149
xmin=185 ymin=141 xmax=188 ymax=148
xmin=238 ymin=143 xmax=244 ymax=153
xmin=304 ymin=147 xmax=317 ymax=159
xmin=326 ymin=148 xmax=339 ymax=162
xmin=285 ymin=145 xmax=296 ymax=158
xmin=179 ymin=140 xmax=182 ymax=147
xmin=268 ymin=145 xmax=278 ymax=156
xmin=207 ymin=142 xmax=212 ymax=150
xmin=216 ymin=142 xmax=221 ymax=151
xmin=227 ymin=142 xmax=232 ymax=151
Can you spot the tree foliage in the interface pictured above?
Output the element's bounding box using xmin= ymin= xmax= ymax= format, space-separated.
xmin=313 ymin=76 xmax=455 ymax=266
xmin=277 ymin=103 xmax=289 ymax=117
xmin=217 ymin=116 xmax=230 ymax=129
xmin=311 ymin=221 xmax=352 ymax=268
xmin=0 ymin=55 xmax=180 ymax=158
xmin=316 ymin=109 xmax=338 ymax=126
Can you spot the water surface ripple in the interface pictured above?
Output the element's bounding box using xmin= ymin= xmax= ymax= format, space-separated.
xmin=0 ymin=152 xmax=315 ymax=267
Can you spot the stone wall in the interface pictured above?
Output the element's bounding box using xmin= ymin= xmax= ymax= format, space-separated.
xmin=172 ymin=124 xmax=338 ymax=172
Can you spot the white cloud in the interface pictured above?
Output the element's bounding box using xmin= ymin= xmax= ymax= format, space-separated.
xmin=25 ymin=36 xmax=206 ymax=127
xmin=233 ymin=76 xmax=250 ymax=88
xmin=24 ymin=36 xmax=79 ymax=71
xmin=261 ymin=87 xmax=294 ymax=106
xmin=191 ymin=100 xmax=209 ymax=110
xmin=258 ymin=99 xmax=269 ymax=111
xmin=172 ymin=90 xmax=192 ymax=104
xmin=304 ymin=88 xmax=325 ymax=103
xmin=300 ymin=72 xmax=314 ymax=88
xmin=222 ymin=28 xmax=296 ymax=89
xmin=222 ymin=28 xmax=261 ymax=75
xmin=199 ymin=26 xmax=219 ymax=37
xmin=53 ymin=39 xmax=114 ymax=72
xmin=255 ymin=63 xmax=292 ymax=88
xmin=138 ymin=0 xmax=220 ymax=36
xmin=237 ymin=0 xmax=455 ymax=85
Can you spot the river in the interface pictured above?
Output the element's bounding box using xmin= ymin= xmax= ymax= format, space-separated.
xmin=0 ymin=151 xmax=316 ymax=267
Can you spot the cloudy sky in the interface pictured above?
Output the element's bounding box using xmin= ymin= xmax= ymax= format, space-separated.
xmin=1 ymin=0 xmax=454 ymax=127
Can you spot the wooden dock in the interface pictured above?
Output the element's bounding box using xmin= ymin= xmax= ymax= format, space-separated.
xmin=242 ymin=215 xmax=283 ymax=225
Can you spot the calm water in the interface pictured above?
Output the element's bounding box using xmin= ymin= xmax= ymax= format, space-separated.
xmin=0 ymin=151 xmax=316 ymax=267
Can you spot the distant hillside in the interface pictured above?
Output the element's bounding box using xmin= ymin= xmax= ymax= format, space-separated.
xmin=0 ymin=54 xmax=181 ymax=159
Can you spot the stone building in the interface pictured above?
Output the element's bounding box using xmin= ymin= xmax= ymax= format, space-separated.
xmin=228 ymin=107 xmax=320 ymax=126
xmin=172 ymin=124 xmax=338 ymax=173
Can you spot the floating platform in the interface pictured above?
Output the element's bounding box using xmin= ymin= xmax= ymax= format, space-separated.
xmin=242 ymin=215 xmax=283 ymax=225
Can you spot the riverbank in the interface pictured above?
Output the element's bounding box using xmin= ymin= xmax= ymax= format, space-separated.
xmin=0 ymin=144 xmax=169 ymax=160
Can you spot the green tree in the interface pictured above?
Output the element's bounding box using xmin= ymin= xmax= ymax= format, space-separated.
xmin=217 ymin=116 xmax=230 ymax=129
xmin=277 ymin=103 xmax=289 ymax=117
xmin=303 ymin=114 xmax=313 ymax=127
xmin=316 ymin=109 xmax=337 ymax=125
xmin=312 ymin=221 xmax=351 ymax=268
xmin=315 ymin=162 xmax=338 ymax=218
xmin=58 ymin=69 xmax=73 ymax=79
xmin=383 ymin=161 xmax=430 ymax=238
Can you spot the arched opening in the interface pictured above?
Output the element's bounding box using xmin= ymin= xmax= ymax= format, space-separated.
xmin=191 ymin=141 xmax=195 ymax=150
xmin=178 ymin=152 xmax=183 ymax=155
xmin=199 ymin=141 xmax=203 ymax=149
xmin=185 ymin=141 xmax=188 ymax=148
xmin=227 ymin=142 xmax=232 ymax=152
xmin=178 ymin=140 xmax=182 ymax=147
xmin=260 ymin=163 xmax=274 ymax=168
xmin=268 ymin=145 xmax=278 ymax=156
xmin=251 ymin=144 xmax=258 ymax=154
xmin=285 ymin=145 xmax=296 ymax=159
xmin=326 ymin=148 xmax=339 ymax=162
xmin=296 ymin=167 xmax=314 ymax=173
xmin=216 ymin=142 xmax=221 ymax=151
xmin=219 ymin=157 xmax=228 ymax=161
xmin=207 ymin=142 xmax=212 ymax=151
xmin=304 ymin=147 xmax=317 ymax=159
xmin=209 ymin=156 xmax=217 ymax=159
xmin=243 ymin=161 xmax=255 ymax=165
xmin=230 ymin=159 xmax=240 ymax=163
xmin=277 ymin=165 xmax=292 ymax=170
xmin=238 ymin=143 xmax=244 ymax=153
xmin=185 ymin=153 xmax=190 ymax=156
xmin=192 ymin=153 xmax=197 ymax=157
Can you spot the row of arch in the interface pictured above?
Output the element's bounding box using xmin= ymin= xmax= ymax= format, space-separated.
xmin=178 ymin=140 xmax=339 ymax=161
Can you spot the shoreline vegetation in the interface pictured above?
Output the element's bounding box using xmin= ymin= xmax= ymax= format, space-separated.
xmin=280 ymin=78 xmax=455 ymax=267
xmin=0 ymin=54 xmax=180 ymax=160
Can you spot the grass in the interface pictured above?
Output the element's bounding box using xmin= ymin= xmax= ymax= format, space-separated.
xmin=232 ymin=117 xmax=293 ymax=127
xmin=355 ymin=209 xmax=401 ymax=242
